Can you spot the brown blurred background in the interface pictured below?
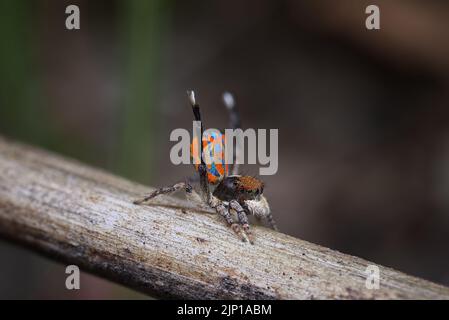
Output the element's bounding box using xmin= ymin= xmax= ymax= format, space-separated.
xmin=1 ymin=0 xmax=449 ymax=298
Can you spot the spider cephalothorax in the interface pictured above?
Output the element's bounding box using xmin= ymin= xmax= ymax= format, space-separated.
xmin=213 ymin=175 xmax=264 ymax=202
xmin=134 ymin=91 xmax=277 ymax=244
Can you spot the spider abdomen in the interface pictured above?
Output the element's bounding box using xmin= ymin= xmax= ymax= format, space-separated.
xmin=191 ymin=131 xmax=229 ymax=184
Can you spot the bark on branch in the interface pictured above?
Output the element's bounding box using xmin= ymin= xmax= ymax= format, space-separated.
xmin=0 ymin=136 xmax=448 ymax=299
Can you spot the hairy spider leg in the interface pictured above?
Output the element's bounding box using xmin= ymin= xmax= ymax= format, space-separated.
xmin=222 ymin=92 xmax=241 ymax=176
xmin=133 ymin=181 xmax=193 ymax=205
xmin=230 ymin=199 xmax=253 ymax=244
xmin=188 ymin=90 xmax=211 ymax=203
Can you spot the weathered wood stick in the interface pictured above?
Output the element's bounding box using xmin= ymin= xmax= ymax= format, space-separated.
xmin=0 ymin=136 xmax=448 ymax=299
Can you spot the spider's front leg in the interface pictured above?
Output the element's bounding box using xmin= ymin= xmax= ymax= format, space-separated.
xmin=209 ymin=196 xmax=247 ymax=243
xmin=229 ymin=200 xmax=254 ymax=244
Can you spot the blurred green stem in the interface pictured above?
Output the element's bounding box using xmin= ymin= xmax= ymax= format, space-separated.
xmin=114 ymin=0 xmax=169 ymax=183
xmin=0 ymin=0 xmax=46 ymax=145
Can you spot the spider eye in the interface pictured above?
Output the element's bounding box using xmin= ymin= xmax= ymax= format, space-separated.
xmin=227 ymin=180 xmax=238 ymax=190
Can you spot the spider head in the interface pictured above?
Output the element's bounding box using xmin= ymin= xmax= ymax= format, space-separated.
xmin=213 ymin=175 xmax=264 ymax=202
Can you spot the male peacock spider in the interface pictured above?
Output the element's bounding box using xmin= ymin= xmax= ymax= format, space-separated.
xmin=133 ymin=91 xmax=277 ymax=244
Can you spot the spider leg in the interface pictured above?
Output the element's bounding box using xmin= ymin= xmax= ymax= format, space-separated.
xmin=260 ymin=196 xmax=278 ymax=231
xmin=223 ymin=92 xmax=241 ymax=131
xmin=265 ymin=212 xmax=279 ymax=231
xmin=187 ymin=90 xmax=212 ymax=203
xmin=222 ymin=92 xmax=241 ymax=176
xmin=253 ymin=213 xmax=278 ymax=231
xmin=133 ymin=181 xmax=192 ymax=205
xmin=133 ymin=92 xmax=205 ymax=207
xmin=229 ymin=200 xmax=254 ymax=244
xmin=246 ymin=196 xmax=279 ymax=231
xmin=213 ymin=200 xmax=246 ymax=242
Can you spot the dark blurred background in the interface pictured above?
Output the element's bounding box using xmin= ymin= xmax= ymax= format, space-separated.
xmin=1 ymin=0 xmax=449 ymax=299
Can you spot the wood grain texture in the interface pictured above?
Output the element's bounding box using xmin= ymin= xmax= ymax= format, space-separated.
xmin=0 ymin=136 xmax=448 ymax=299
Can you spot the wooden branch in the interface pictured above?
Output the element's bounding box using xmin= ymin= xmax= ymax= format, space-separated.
xmin=0 ymin=136 xmax=448 ymax=299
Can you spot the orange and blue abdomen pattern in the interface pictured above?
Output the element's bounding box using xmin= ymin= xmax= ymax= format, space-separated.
xmin=191 ymin=131 xmax=229 ymax=184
